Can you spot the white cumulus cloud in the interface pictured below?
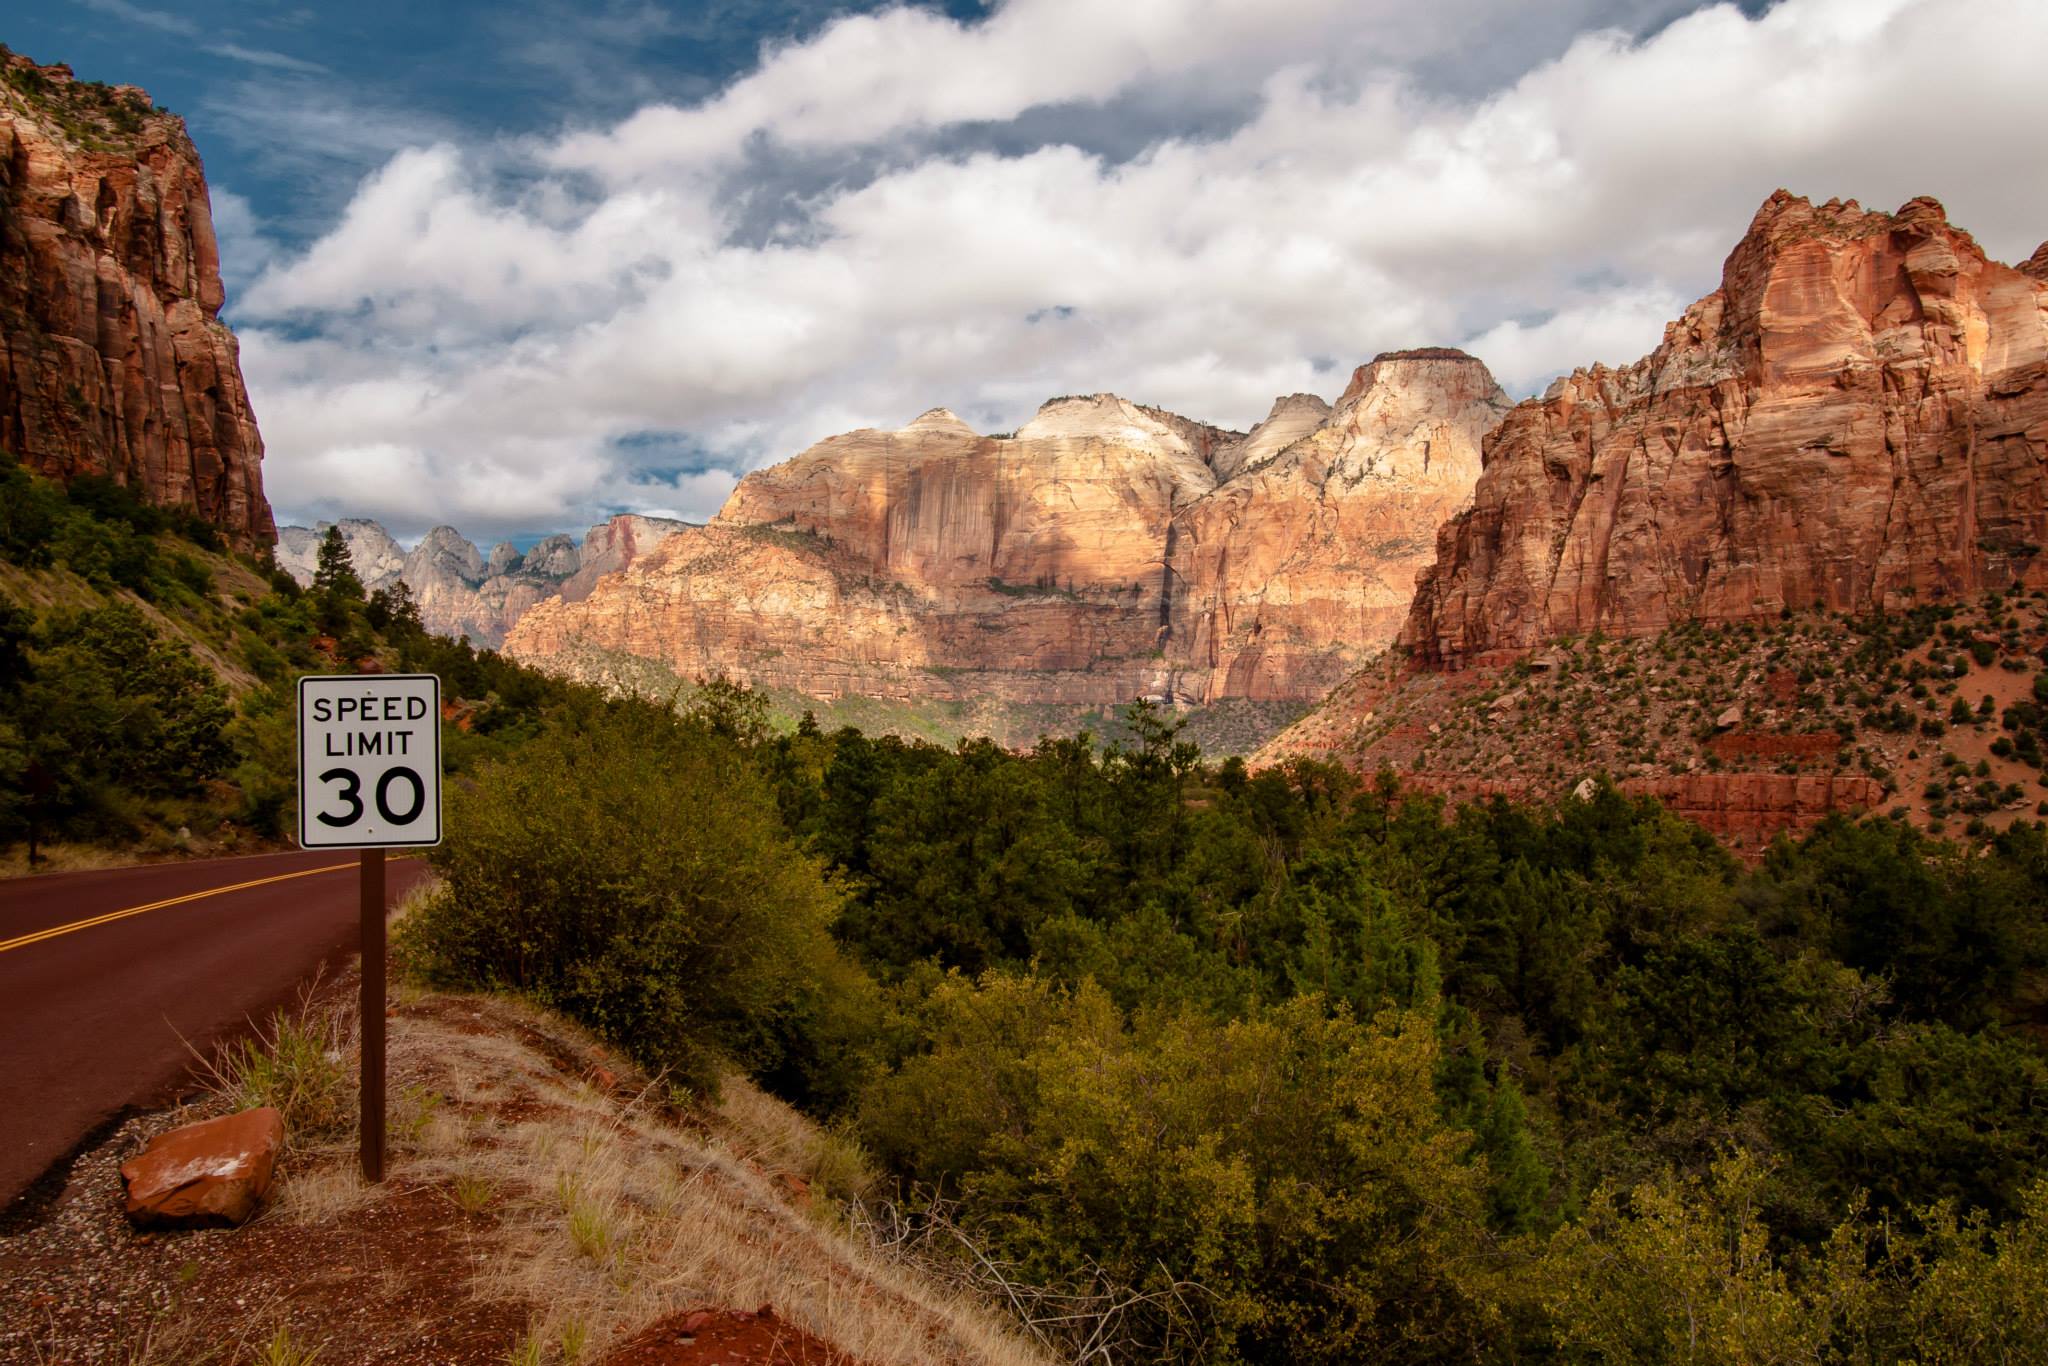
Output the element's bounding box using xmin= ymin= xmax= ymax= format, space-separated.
xmin=234 ymin=0 xmax=2048 ymax=541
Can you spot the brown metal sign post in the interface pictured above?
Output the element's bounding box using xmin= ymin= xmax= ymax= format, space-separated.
xmin=297 ymin=674 xmax=442 ymax=1184
xmin=359 ymin=847 xmax=387 ymax=1181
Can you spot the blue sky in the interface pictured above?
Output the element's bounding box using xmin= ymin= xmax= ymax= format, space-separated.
xmin=10 ymin=0 xmax=2048 ymax=542
xmin=16 ymin=1 xmax=981 ymax=244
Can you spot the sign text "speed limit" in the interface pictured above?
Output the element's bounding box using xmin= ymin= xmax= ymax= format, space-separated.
xmin=297 ymin=674 xmax=443 ymax=849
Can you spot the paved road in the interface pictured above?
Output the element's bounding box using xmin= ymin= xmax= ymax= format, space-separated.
xmin=0 ymin=849 xmax=430 ymax=1211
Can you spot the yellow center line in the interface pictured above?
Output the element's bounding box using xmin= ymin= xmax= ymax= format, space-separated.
xmin=0 ymin=857 xmax=421 ymax=955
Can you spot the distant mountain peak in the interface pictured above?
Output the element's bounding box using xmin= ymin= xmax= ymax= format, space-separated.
xmin=273 ymin=512 xmax=686 ymax=647
xmin=902 ymin=407 xmax=979 ymax=436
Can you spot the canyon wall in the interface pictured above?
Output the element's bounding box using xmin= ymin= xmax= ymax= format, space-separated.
xmin=1264 ymin=192 xmax=2048 ymax=842
xmin=1404 ymin=192 xmax=2048 ymax=668
xmin=504 ymin=357 xmax=1509 ymax=709
xmin=0 ymin=50 xmax=271 ymax=547
xmin=1172 ymin=351 xmax=1510 ymax=700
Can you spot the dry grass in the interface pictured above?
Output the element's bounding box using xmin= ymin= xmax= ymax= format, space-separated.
xmin=187 ymin=971 xmax=357 ymax=1146
xmin=22 ymin=1308 xmax=212 ymax=1366
xmin=265 ymin=988 xmax=1051 ymax=1366
xmin=274 ymin=1160 xmax=377 ymax=1226
xmin=0 ymin=840 xmax=152 ymax=877
xmin=717 ymin=1078 xmax=879 ymax=1203
xmin=23 ymin=1289 xmax=346 ymax=1366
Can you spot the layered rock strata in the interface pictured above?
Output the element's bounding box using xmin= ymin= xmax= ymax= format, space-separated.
xmin=1174 ymin=352 xmax=1511 ymax=699
xmin=1263 ymin=193 xmax=2048 ymax=842
xmin=505 ymin=359 xmax=1510 ymax=707
xmin=1404 ymin=193 xmax=2048 ymax=667
xmin=0 ymin=50 xmax=271 ymax=546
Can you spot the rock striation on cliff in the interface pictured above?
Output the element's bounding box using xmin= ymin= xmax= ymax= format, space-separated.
xmin=504 ymin=356 xmax=1510 ymax=714
xmin=275 ymin=514 xmax=688 ymax=648
xmin=0 ymin=49 xmax=271 ymax=546
xmin=1174 ymin=352 xmax=1511 ymax=699
xmin=1403 ymin=192 xmax=2048 ymax=668
xmin=1263 ymin=192 xmax=2048 ymax=843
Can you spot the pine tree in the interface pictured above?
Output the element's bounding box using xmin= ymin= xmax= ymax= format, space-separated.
xmin=311 ymin=524 xmax=363 ymax=602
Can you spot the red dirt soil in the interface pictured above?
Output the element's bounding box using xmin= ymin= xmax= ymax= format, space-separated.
xmin=600 ymin=1306 xmax=866 ymax=1365
xmin=1708 ymin=731 xmax=1842 ymax=759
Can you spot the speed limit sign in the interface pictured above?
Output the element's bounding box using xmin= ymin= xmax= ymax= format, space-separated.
xmin=297 ymin=673 xmax=443 ymax=849
xmin=296 ymin=671 xmax=441 ymax=1187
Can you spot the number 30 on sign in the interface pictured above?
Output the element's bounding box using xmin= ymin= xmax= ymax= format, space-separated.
xmin=297 ymin=674 xmax=443 ymax=849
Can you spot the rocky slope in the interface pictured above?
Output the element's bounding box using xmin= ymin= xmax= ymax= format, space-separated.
xmin=1265 ymin=192 xmax=2048 ymax=842
xmin=0 ymin=49 xmax=271 ymax=547
xmin=503 ymin=357 xmax=1509 ymax=728
xmin=276 ymin=514 xmax=686 ymax=648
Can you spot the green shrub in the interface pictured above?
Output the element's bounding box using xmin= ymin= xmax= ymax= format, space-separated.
xmin=2 ymin=602 xmax=234 ymax=847
xmin=396 ymin=700 xmax=855 ymax=1092
xmin=861 ymin=978 xmax=1496 ymax=1363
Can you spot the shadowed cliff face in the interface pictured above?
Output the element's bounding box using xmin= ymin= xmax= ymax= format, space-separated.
xmin=275 ymin=514 xmax=688 ymax=648
xmin=0 ymin=51 xmax=272 ymax=547
xmin=1402 ymin=192 xmax=2048 ymax=668
xmin=503 ymin=362 xmax=1510 ymax=710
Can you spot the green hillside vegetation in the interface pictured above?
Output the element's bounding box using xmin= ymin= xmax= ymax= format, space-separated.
xmin=399 ymin=684 xmax=2048 ymax=1363
xmin=0 ymin=43 xmax=163 ymax=149
xmin=0 ymin=453 xmax=591 ymax=864
xmin=531 ymin=639 xmax=1305 ymax=755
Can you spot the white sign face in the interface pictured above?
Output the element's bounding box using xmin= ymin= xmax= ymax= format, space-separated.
xmin=297 ymin=674 xmax=443 ymax=849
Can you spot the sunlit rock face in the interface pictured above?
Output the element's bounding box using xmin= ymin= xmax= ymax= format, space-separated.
xmin=1257 ymin=193 xmax=2048 ymax=845
xmin=0 ymin=51 xmax=272 ymax=546
xmin=505 ymin=359 xmax=1510 ymax=708
xmin=1403 ymin=192 xmax=2048 ymax=668
xmin=275 ymin=519 xmax=407 ymax=593
xmin=1170 ymin=352 xmax=1510 ymax=701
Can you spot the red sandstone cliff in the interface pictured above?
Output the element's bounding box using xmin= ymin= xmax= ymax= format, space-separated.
xmin=505 ymin=359 xmax=1508 ymax=715
xmin=1403 ymin=192 xmax=2048 ymax=667
xmin=1262 ymin=193 xmax=2048 ymax=842
xmin=0 ymin=50 xmax=271 ymax=546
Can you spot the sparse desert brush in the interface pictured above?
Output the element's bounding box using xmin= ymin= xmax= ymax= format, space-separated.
xmin=191 ymin=976 xmax=354 ymax=1143
xmin=451 ymin=1173 xmax=496 ymax=1214
xmin=364 ymin=993 xmax=1047 ymax=1366
xmin=566 ymin=1197 xmax=619 ymax=1262
xmin=250 ymin=1325 xmax=323 ymax=1366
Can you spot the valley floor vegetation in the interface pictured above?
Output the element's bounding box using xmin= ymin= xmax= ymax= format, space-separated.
xmin=8 ymin=453 xmax=2047 ymax=1360
xmin=399 ymin=683 xmax=2048 ymax=1363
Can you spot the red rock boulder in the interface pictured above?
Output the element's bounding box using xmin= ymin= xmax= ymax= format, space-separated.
xmin=120 ymin=1106 xmax=285 ymax=1228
